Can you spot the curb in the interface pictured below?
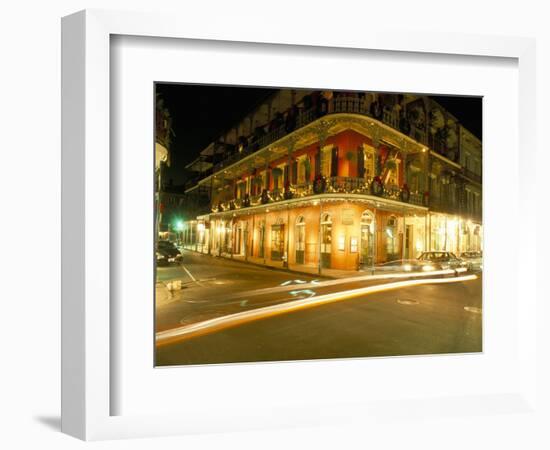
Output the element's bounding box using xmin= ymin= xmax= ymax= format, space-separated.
xmin=179 ymin=247 xmax=334 ymax=280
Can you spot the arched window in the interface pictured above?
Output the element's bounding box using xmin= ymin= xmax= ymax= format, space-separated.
xmin=360 ymin=210 xmax=375 ymax=231
xmin=271 ymin=217 xmax=285 ymax=261
xmin=295 ymin=216 xmax=306 ymax=264
xmin=385 ymin=215 xmax=399 ymax=261
xmin=321 ymin=213 xmax=332 ymax=253
xmin=360 ymin=210 xmax=375 ymax=266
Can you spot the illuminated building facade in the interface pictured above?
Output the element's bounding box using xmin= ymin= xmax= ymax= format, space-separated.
xmin=181 ymin=90 xmax=482 ymax=272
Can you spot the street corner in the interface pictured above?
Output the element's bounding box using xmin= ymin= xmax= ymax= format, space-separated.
xmin=155 ymin=280 xmax=187 ymax=307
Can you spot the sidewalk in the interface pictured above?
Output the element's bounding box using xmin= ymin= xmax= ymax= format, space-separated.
xmin=182 ymin=248 xmax=373 ymax=280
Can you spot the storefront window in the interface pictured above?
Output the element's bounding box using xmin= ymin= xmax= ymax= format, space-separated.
xmin=320 ymin=214 xmax=332 ymax=253
xmin=360 ymin=210 xmax=375 ymax=266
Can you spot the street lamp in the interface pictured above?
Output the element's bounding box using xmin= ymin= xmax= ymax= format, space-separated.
xmin=174 ymin=219 xmax=184 ymax=245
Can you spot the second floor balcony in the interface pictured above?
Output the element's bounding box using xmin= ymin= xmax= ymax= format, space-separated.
xmin=212 ymin=175 xmax=426 ymax=213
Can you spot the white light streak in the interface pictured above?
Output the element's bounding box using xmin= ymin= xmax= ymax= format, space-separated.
xmin=156 ymin=274 xmax=477 ymax=346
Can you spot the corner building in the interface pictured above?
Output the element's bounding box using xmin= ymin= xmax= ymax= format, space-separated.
xmin=182 ymin=91 xmax=482 ymax=273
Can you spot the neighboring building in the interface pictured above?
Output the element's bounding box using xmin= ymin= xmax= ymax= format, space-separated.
xmin=155 ymin=94 xmax=173 ymax=237
xmin=180 ymin=90 xmax=482 ymax=272
xmin=158 ymin=182 xmax=210 ymax=238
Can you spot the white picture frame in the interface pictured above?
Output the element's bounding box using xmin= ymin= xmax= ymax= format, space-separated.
xmin=61 ymin=9 xmax=540 ymax=441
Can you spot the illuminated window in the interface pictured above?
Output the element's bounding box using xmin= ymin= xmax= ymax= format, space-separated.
xmin=297 ymin=156 xmax=308 ymax=184
xmin=271 ymin=218 xmax=285 ymax=260
xmin=321 ymin=146 xmax=332 ymax=178
xmin=384 ymin=157 xmax=400 ymax=186
xmin=320 ymin=213 xmax=332 ymax=253
xmin=350 ymin=237 xmax=358 ymax=253
xmin=385 ymin=215 xmax=399 ymax=261
xmin=295 ymin=216 xmax=305 ymax=251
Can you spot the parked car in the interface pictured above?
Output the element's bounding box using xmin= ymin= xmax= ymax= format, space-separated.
xmin=417 ymin=251 xmax=466 ymax=271
xmin=156 ymin=240 xmax=182 ymax=263
xmin=156 ymin=250 xmax=169 ymax=266
xmin=374 ymin=259 xmax=432 ymax=273
xmin=459 ymin=251 xmax=483 ymax=271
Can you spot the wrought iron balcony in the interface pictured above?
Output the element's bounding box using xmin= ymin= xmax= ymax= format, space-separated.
xmin=211 ymin=176 xmax=426 ymax=213
xmin=463 ymin=168 xmax=482 ymax=184
xmin=210 ymin=96 xmax=434 ymax=175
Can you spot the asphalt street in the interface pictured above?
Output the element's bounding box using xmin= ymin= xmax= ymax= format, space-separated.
xmin=156 ymin=251 xmax=324 ymax=330
xmin=155 ymin=251 xmax=482 ymax=366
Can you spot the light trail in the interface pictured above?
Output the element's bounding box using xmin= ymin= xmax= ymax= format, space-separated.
xmin=156 ymin=273 xmax=477 ymax=347
xmin=216 ymin=267 xmax=468 ymax=303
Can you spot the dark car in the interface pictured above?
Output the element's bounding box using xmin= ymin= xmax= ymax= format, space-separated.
xmin=417 ymin=251 xmax=466 ymax=271
xmin=156 ymin=250 xmax=170 ymax=266
xmin=156 ymin=240 xmax=182 ymax=263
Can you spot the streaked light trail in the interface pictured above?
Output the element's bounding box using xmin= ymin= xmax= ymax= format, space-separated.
xmin=156 ymin=274 xmax=477 ymax=346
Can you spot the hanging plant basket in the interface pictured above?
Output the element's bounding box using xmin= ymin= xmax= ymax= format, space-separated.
xmin=385 ymin=159 xmax=397 ymax=171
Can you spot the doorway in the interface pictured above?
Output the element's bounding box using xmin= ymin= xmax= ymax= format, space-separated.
xmin=295 ymin=215 xmax=305 ymax=264
xmin=360 ymin=210 xmax=375 ymax=267
xmin=271 ymin=221 xmax=285 ymax=260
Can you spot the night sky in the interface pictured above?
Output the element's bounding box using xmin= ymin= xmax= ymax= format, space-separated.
xmin=155 ymin=83 xmax=482 ymax=186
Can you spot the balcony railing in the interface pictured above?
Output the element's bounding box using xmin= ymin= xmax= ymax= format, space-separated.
xmin=212 ymin=176 xmax=426 ymax=213
xmin=210 ymin=96 xmax=436 ymax=175
xmin=463 ymin=168 xmax=482 ymax=184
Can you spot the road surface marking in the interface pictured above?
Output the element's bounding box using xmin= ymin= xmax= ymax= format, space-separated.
xmin=180 ymin=264 xmax=204 ymax=287
xmin=156 ymin=274 xmax=477 ymax=346
xmin=397 ymin=299 xmax=420 ymax=305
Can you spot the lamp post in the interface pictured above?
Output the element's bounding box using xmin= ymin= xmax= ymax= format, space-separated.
xmin=174 ymin=219 xmax=184 ymax=247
